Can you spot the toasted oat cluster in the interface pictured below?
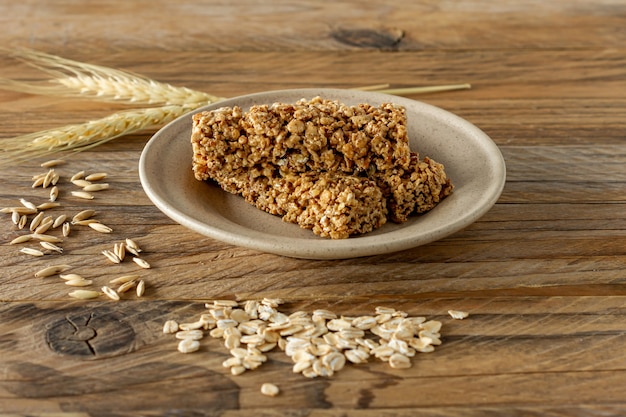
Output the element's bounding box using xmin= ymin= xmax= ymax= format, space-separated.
xmin=191 ymin=97 xmax=453 ymax=238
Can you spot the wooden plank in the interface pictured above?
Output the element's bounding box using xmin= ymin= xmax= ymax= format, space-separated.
xmin=2 ymin=1 xmax=626 ymax=52
xmin=0 ymin=297 xmax=624 ymax=414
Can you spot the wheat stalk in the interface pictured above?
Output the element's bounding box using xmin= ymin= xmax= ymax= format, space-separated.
xmin=0 ymin=103 xmax=205 ymax=165
xmin=0 ymin=49 xmax=471 ymax=165
xmin=0 ymin=48 xmax=222 ymax=106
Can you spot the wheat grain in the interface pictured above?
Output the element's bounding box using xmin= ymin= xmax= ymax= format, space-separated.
xmin=53 ymin=214 xmax=66 ymax=228
xmin=41 ymin=159 xmax=65 ymax=168
xmin=70 ymin=170 xmax=85 ymax=181
xmin=72 ymin=179 xmax=92 ymax=187
xmin=132 ymin=257 xmax=150 ymax=269
xmin=30 ymin=233 xmax=63 ymax=243
xmin=29 ymin=212 xmax=44 ymax=232
xmin=40 ymin=241 xmax=63 ymax=253
xmin=18 ymin=215 xmax=28 ymax=229
xmin=71 ymin=191 xmax=94 ymax=200
xmin=43 ymin=169 xmax=55 ymax=188
xmin=68 ymin=290 xmax=100 ymax=300
xmin=9 ymin=235 xmax=31 ymax=245
xmin=89 ymin=222 xmax=112 ymax=233
xmin=31 ymin=176 xmax=45 ymax=188
xmin=116 ymin=280 xmax=136 ymax=294
xmin=19 ymin=198 xmax=37 ymax=210
xmin=1 ymin=206 xmax=37 ymax=215
xmin=11 ymin=210 xmax=20 ymax=225
xmin=109 ymin=274 xmax=139 ymax=285
xmin=35 ymin=264 xmax=71 ymax=278
xmin=85 ymin=172 xmax=107 ymax=181
xmin=60 ymin=273 xmax=85 ymax=280
xmin=49 ymin=186 xmax=59 ymax=202
xmin=102 ymin=250 xmax=121 ymax=264
xmin=62 ymin=222 xmax=71 ymax=237
xmin=20 ymin=247 xmax=45 ymax=257
xmin=65 ymin=278 xmax=93 ymax=287
xmin=83 ymin=183 xmax=109 ymax=192
xmin=72 ymin=209 xmax=96 ymax=222
xmin=113 ymin=242 xmax=126 ymax=261
xmin=101 ymin=286 xmax=120 ymax=301
xmin=136 ymin=279 xmax=145 ymax=297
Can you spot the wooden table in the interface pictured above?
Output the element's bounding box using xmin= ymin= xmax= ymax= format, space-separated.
xmin=1 ymin=1 xmax=625 ymax=415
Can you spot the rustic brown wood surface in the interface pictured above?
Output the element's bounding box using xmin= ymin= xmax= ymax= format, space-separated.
xmin=1 ymin=1 xmax=626 ymax=415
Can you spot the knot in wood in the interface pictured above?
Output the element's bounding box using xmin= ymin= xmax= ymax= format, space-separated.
xmin=45 ymin=308 xmax=135 ymax=359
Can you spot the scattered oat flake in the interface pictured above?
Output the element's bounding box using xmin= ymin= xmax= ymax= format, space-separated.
xmin=260 ymin=383 xmax=280 ymax=397
xmin=448 ymin=310 xmax=469 ymax=320
xmin=178 ymin=339 xmax=201 ymax=353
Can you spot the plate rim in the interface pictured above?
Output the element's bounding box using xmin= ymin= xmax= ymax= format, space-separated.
xmin=139 ymin=88 xmax=506 ymax=259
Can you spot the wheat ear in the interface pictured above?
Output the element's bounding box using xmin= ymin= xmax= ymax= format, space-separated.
xmin=0 ymin=103 xmax=205 ymax=165
xmin=0 ymin=48 xmax=223 ymax=106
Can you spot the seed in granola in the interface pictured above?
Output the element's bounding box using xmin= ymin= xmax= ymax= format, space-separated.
xmin=41 ymin=159 xmax=65 ymax=168
xmin=102 ymin=250 xmax=121 ymax=264
xmin=62 ymin=222 xmax=71 ymax=237
xmin=101 ymin=286 xmax=120 ymax=301
xmin=20 ymin=247 xmax=44 ymax=257
xmin=71 ymin=191 xmax=94 ymax=200
xmin=177 ymin=338 xmax=200 ymax=353
xmin=72 ymin=209 xmax=96 ymax=222
xmin=89 ymin=223 xmax=113 ymax=233
xmin=133 ymin=257 xmax=150 ymax=269
xmin=83 ymin=183 xmax=109 ymax=192
xmin=68 ymin=290 xmax=100 ymax=300
xmin=49 ymin=186 xmax=59 ymax=202
xmin=85 ymin=172 xmax=108 ymax=181
xmin=136 ymin=279 xmax=145 ymax=297
xmin=163 ymin=320 xmax=179 ymax=334
xmin=40 ymin=241 xmax=63 ymax=253
xmin=448 ymin=310 xmax=469 ymax=320
xmin=35 ymin=264 xmax=71 ymax=278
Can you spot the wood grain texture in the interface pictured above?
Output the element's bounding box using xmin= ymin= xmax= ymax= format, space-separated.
xmin=1 ymin=1 xmax=626 ymax=415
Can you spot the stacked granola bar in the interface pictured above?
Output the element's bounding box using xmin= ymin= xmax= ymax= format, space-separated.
xmin=191 ymin=97 xmax=452 ymax=238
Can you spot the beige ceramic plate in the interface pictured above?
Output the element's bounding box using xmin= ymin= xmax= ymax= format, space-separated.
xmin=139 ymin=88 xmax=505 ymax=259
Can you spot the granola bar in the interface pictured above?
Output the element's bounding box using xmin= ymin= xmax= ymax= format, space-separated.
xmin=191 ymin=97 xmax=452 ymax=238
